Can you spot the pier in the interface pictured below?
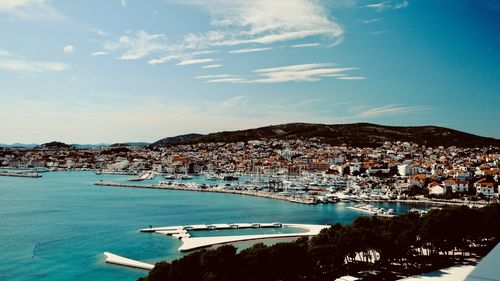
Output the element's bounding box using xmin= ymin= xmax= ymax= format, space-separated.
xmin=95 ymin=181 xmax=317 ymax=205
xmin=103 ymin=252 xmax=154 ymax=270
xmin=140 ymin=223 xmax=329 ymax=252
xmin=0 ymin=172 xmax=42 ymax=178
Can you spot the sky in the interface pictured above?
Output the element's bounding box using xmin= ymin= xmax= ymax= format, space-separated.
xmin=0 ymin=0 xmax=499 ymax=144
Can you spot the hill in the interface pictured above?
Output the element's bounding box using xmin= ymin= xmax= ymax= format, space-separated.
xmin=151 ymin=123 xmax=500 ymax=148
xmin=35 ymin=141 xmax=74 ymax=150
xmin=149 ymin=133 xmax=204 ymax=148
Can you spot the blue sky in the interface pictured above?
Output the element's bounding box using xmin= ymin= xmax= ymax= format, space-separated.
xmin=0 ymin=0 xmax=499 ymax=143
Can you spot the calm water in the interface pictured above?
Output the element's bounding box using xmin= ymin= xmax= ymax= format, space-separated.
xmin=0 ymin=172 xmax=421 ymax=281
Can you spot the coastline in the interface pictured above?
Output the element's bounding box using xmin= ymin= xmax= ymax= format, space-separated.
xmin=94 ymin=181 xmax=491 ymax=207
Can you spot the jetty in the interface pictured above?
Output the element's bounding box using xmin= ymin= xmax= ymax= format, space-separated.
xmin=95 ymin=181 xmax=317 ymax=205
xmin=0 ymin=172 xmax=42 ymax=178
xmin=347 ymin=204 xmax=395 ymax=217
xmin=103 ymin=252 xmax=154 ymax=270
xmin=141 ymin=223 xmax=329 ymax=252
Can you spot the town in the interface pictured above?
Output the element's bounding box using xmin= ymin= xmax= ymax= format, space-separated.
xmin=1 ymin=139 xmax=499 ymax=204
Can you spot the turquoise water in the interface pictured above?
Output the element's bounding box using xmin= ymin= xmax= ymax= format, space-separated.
xmin=0 ymin=172 xmax=421 ymax=281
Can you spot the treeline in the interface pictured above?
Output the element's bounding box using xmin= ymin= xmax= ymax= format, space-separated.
xmin=139 ymin=204 xmax=500 ymax=281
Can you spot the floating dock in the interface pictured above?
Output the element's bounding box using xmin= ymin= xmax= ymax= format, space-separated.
xmin=103 ymin=252 xmax=154 ymax=270
xmin=141 ymin=223 xmax=329 ymax=252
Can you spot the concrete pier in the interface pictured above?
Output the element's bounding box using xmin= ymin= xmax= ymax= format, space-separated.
xmin=141 ymin=223 xmax=329 ymax=252
xmin=0 ymin=172 xmax=42 ymax=178
xmin=103 ymin=252 xmax=154 ymax=270
xmin=95 ymin=181 xmax=317 ymax=205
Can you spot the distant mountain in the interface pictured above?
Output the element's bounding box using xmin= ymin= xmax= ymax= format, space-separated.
xmin=0 ymin=143 xmax=38 ymax=148
xmin=149 ymin=133 xmax=204 ymax=148
xmin=150 ymin=123 xmax=500 ymax=148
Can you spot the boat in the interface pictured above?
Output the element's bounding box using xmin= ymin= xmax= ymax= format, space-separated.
xmin=164 ymin=174 xmax=176 ymax=180
xmin=179 ymin=174 xmax=193 ymax=180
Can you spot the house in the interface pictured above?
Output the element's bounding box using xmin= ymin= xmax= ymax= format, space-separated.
xmin=442 ymin=178 xmax=469 ymax=193
xmin=474 ymin=179 xmax=495 ymax=197
xmin=428 ymin=182 xmax=447 ymax=195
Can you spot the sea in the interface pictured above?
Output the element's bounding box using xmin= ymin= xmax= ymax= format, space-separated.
xmin=0 ymin=171 xmax=423 ymax=281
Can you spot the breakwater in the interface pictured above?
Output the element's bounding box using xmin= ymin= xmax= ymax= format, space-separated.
xmin=94 ymin=181 xmax=317 ymax=205
xmin=0 ymin=172 xmax=42 ymax=178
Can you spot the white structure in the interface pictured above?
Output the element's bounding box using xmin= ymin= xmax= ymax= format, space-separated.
xmin=428 ymin=182 xmax=446 ymax=195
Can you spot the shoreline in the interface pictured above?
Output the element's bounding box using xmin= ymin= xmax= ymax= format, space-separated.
xmin=94 ymin=181 xmax=491 ymax=207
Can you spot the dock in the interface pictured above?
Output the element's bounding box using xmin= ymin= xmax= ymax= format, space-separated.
xmin=0 ymin=172 xmax=42 ymax=178
xmin=103 ymin=252 xmax=154 ymax=270
xmin=95 ymin=181 xmax=317 ymax=205
xmin=141 ymin=223 xmax=329 ymax=252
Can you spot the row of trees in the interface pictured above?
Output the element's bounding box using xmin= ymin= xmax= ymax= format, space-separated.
xmin=140 ymin=204 xmax=500 ymax=281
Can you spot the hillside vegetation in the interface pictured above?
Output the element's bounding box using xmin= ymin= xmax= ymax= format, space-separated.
xmin=150 ymin=123 xmax=500 ymax=148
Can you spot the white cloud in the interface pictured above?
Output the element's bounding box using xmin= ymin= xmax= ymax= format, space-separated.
xmin=202 ymin=64 xmax=222 ymax=69
xmin=195 ymin=74 xmax=236 ymax=79
xmin=364 ymin=1 xmax=409 ymax=11
xmin=121 ymin=0 xmax=127 ymax=7
xmin=291 ymin=43 xmax=320 ymax=48
xmin=0 ymin=59 xmax=69 ymax=72
xmin=177 ymin=58 xmax=214 ymax=65
xmin=337 ymin=76 xmax=366 ymax=80
xmin=357 ymin=104 xmax=427 ymax=118
xmin=364 ymin=1 xmax=392 ymax=11
xmin=0 ymin=49 xmax=12 ymax=56
xmin=105 ymin=1 xmax=344 ymax=65
xmin=228 ymin=47 xmax=273 ymax=54
xmin=0 ymin=0 xmax=65 ymax=21
xmin=104 ymin=30 xmax=168 ymax=60
xmin=63 ymin=45 xmax=74 ymax=54
xmin=362 ymin=18 xmax=381 ymax=24
xmin=91 ymin=51 xmax=109 ymax=56
xmin=196 ymin=63 xmax=361 ymax=84
xmin=394 ymin=0 xmax=409 ymax=9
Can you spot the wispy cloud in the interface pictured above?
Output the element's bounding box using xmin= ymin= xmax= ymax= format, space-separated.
xmin=63 ymin=45 xmax=74 ymax=54
xmin=0 ymin=0 xmax=65 ymax=21
xmin=194 ymin=74 xmax=237 ymax=79
xmin=177 ymin=58 xmax=214 ymax=65
xmin=0 ymin=59 xmax=70 ymax=73
xmin=104 ymin=30 xmax=168 ymax=60
xmin=196 ymin=63 xmax=362 ymax=84
xmin=91 ymin=51 xmax=109 ymax=56
xmin=362 ymin=18 xmax=382 ymax=24
xmin=364 ymin=1 xmax=409 ymax=11
xmin=102 ymin=1 xmax=344 ymax=65
xmin=228 ymin=47 xmax=273 ymax=54
xmin=393 ymin=0 xmax=409 ymax=9
xmin=121 ymin=0 xmax=127 ymax=8
xmin=202 ymin=64 xmax=222 ymax=69
xmin=337 ymin=76 xmax=366 ymax=80
xmin=357 ymin=104 xmax=428 ymax=118
xmin=291 ymin=43 xmax=320 ymax=48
